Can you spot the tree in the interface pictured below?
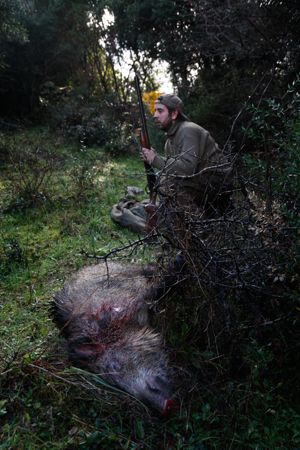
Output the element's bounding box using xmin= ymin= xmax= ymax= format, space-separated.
xmin=0 ymin=0 xmax=29 ymax=70
xmin=0 ymin=0 xmax=90 ymax=115
xmin=105 ymin=0 xmax=300 ymax=136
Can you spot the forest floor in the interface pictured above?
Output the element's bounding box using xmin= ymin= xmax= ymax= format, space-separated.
xmin=0 ymin=126 xmax=299 ymax=449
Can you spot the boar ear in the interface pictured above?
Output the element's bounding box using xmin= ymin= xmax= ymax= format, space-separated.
xmin=68 ymin=340 xmax=106 ymax=360
xmin=50 ymin=291 xmax=71 ymax=330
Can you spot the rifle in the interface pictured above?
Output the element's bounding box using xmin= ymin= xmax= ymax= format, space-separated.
xmin=134 ymin=75 xmax=157 ymax=199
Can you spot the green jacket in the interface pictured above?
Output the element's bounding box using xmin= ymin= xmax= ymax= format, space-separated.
xmin=152 ymin=120 xmax=232 ymax=201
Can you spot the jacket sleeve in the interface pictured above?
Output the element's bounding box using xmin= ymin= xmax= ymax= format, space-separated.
xmin=152 ymin=126 xmax=206 ymax=175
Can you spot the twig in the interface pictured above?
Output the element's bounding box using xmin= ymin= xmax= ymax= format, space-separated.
xmin=81 ymin=234 xmax=159 ymax=261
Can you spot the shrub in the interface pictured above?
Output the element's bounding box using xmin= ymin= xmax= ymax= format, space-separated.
xmin=242 ymin=76 xmax=300 ymax=220
xmin=5 ymin=141 xmax=61 ymax=207
xmin=41 ymin=87 xmax=135 ymax=156
xmin=0 ymin=238 xmax=24 ymax=277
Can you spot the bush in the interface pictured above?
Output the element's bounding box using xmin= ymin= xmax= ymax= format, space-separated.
xmin=40 ymin=86 xmax=136 ymax=156
xmin=242 ymin=76 xmax=300 ymax=220
xmin=5 ymin=140 xmax=61 ymax=207
xmin=0 ymin=238 xmax=24 ymax=278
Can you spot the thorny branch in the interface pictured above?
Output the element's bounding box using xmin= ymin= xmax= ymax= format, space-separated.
xmin=81 ymin=234 xmax=160 ymax=261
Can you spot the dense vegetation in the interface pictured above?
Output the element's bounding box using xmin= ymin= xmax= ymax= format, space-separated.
xmin=0 ymin=0 xmax=299 ymax=448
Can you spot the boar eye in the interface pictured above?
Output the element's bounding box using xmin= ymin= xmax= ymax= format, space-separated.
xmin=146 ymin=375 xmax=169 ymax=393
xmin=146 ymin=380 xmax=160 ymax=393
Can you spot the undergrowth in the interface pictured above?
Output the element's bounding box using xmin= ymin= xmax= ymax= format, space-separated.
xmin=0 ymin=127 xmax=299 ymax=449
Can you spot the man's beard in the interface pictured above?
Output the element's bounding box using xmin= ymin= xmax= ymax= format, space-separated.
xmin=156 ymin=116 xmax=172 ymax=131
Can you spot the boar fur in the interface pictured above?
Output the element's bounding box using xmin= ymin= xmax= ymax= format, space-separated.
xmin=51 ymin=261 xmax=173 ymax=413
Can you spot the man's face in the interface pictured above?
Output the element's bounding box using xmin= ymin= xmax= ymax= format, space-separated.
xmin=153 ymin=102 xmax=173 ymax=130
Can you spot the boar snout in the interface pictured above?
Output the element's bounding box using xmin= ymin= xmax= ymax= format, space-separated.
xmin=117 ymin=368 xmax=173 ymax=414
xmin=144 ymin=374 xmax=173 ymax=414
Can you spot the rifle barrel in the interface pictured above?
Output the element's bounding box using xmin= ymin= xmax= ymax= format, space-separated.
xmin=134 ymin=75 xmax=156 ymax=196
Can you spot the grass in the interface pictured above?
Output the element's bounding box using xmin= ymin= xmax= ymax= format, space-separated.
xmin=0 ymin=126 xmax=299 ymax=449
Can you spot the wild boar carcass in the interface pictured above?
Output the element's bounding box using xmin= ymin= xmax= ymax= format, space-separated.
xmin=51 ymin=261 xmax=173 ymax=414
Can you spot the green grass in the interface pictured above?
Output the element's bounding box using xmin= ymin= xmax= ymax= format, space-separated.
xmin=0 ymin=127 xmax=299 ymax=449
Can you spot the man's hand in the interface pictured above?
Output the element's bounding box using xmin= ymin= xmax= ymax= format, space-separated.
xmin=140 ymin=147 xmax=156 ymax=165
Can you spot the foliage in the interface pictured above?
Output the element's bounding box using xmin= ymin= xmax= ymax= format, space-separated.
xmin=242 ymin=76 xmax=300 ymax=217
xmin=142 ymin=90 xmax=162 ymax=114
xmin=103 ymin=0 xmax=300 ymax=148
xmin=0 ymin=126 xmax=299 ymax=449
xmin=3 ymin=133 xmax=63 ymax=208
xmin=0 ymin=1 xmax=300 ymax=446
xmin=0 ymin=0 xmax=160 ymax=117
xmin=63 ymin=109 xmax=134 ymax=156
xmin=0 ymin=0 xmax=90 ymax=115
xmin=107 ymin=0 xmax=300 ymax=88
xmin=0 ymin=0 xmax=29 ymax=69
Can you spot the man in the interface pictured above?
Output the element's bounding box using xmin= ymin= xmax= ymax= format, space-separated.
xmin=140 ymin=94 xmax=232 ymax=214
